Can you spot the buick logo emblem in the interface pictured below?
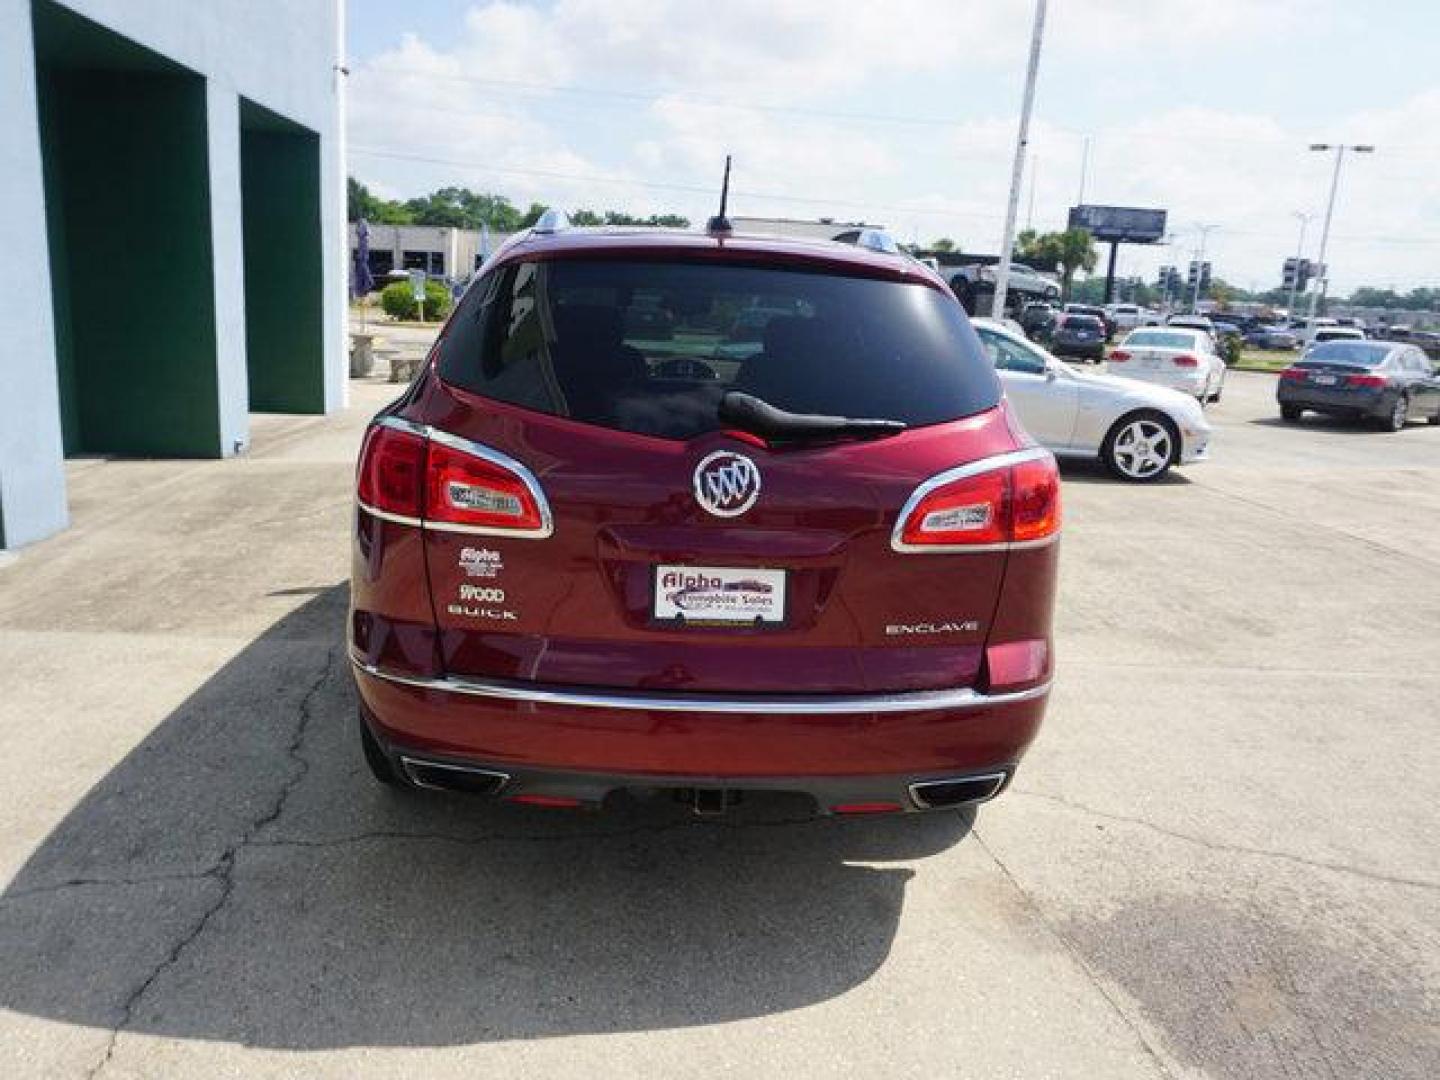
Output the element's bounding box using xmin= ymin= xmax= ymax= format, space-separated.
xmin=693 ymin=451 xmax=761 ymax=518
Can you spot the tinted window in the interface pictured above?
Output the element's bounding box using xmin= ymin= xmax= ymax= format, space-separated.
xmin=1126 ymin=330 xmax=1197 ymax=349
xmin=1301 ymin=342 xmax=1391 ymax=367
xmin=438 ymin=258 xmax=1000 ymax=439
xmin=1061 ymin=315 xmax=1103 ymax=330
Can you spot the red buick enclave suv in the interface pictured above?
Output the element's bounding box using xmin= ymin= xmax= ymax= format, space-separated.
xmin=350 ymin=217 xmax=1059 ymax=816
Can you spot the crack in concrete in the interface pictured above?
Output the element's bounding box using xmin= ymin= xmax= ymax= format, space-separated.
xmin=972 ymin=827 xmax=1179 ymax=1080
xmin=85 ymin=644 xmax=335 ymax=1079
xmin=1011 ymin=788 xmax=1440 ymax=892
xmin=0 ymin=868 xmax=216 ymax=905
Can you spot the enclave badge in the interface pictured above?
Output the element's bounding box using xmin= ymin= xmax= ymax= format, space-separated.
xmin=693 ymin=451 xmax=761 ymax=518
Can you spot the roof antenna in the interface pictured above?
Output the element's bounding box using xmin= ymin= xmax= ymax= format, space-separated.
xmin=707 ymin=155 xmax=733 ymax=235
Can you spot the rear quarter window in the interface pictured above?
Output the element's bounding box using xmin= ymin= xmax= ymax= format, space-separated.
xmin=437 ymin=257 xmax=1002 ymax=440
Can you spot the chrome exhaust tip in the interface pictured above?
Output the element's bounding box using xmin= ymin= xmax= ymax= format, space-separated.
xmin=399 ymin=757 xmax=510 ymax=796
xmin=909 ymin=772 xmax=1008 ymax=809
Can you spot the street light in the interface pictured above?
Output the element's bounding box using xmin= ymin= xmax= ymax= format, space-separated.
xmin=1305 ymin=143 xmax=1374 ymax=321
xmin=1287 ymin=210 xmax=1312 ymax=316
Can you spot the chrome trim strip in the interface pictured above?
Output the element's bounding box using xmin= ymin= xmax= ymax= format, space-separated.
xmin=399 ymin=756 xmax=511 ymax=793
xmin=375 ymin=415 xmax=430 ymax=438
xmin=356 ymin=500 xmax=424 ymax=529
xmin=351 ymin=651 xmax=1050 ymax=715
xmin=890 ymin=447 xmax=1057 ymax=554
xmin=908 ymin=772 xmax=1008 ymax=809
xmin=360 ymin=419 xmax=555 ymax=539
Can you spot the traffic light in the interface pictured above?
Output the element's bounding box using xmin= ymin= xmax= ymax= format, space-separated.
xmin=1157 ymin=265 xmax=1171 ymax=289
xmin=1297 ymin=259 xmax=1313 ymax=292
xmin=1186 ymin=261 xmax=1200 ymax=288
xmin=1283 ymin=257 xmax=1298 ymax=290
xmin=1199 ymin=262 xmax=1212 ymax=296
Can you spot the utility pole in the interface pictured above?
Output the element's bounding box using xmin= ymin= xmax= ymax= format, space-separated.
xmin=1190 ymin=224 xmax=1217 ymax=312
xmin=1077 ymin=135 xmax=1091 ymax=207
xmin=1287 ymin=210 xmax=1311 ymax=316
xmin=991 ymin=0 xmax=1047 ymax=321
xmin=1305 ymin=143 xmax=1373 ymax=321
xmin=1025 ymin=154 xmax=1038 ymax=231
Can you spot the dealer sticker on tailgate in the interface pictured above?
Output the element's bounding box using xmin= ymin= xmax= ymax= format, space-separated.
xmin=654 ymin=565 xmax=786 ymax=624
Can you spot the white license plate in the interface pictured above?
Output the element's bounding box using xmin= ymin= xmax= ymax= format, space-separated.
xmin=654 ymin=565 xmax=787 ymax=624
xmin=1313 ymin=374 xmax=1338 ymax=385
xmin=1141 ymin=353 xmax=1162 ymax=368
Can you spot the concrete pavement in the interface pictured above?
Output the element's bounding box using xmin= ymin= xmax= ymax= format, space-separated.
xmin=0 ymin=367 xmax=1436 ymax=1077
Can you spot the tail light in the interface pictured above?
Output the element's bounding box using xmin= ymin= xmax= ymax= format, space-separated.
xmin=357 ymin=419 xmax=553 ymax=537
xmin=426 ymin=439 xmax=546 ymax=532
xmin=356 ymin=423 xmax=426 ymax=520
xmin=1172 ymin=354 xmax=1199 ymax=368
xmin=1279 ymin=367 xmax=1308 ymax=381
xmin=1109 ymin=349 xmax=1130 ymax=362
xmin=1345 ymin=373 xmax=1387 ymax=388
xmin=893 ymin=450 xmax=1060 ymax=552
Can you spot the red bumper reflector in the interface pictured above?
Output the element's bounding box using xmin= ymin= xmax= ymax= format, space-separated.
xmin=833 ymin=802 xmax=903 ymax=815
xmin=985 ymin=638 xmax=1051 ymax=691
xmin=507 ymin=794 xmax=582 ymax=809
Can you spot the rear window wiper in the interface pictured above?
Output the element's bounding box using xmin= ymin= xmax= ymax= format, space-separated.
xmin=718 ymin=391 xmax=907 ymax=444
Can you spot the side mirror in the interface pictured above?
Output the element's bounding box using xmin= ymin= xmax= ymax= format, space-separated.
xmin=1044 ymin=365 xmax=1058 ymax=382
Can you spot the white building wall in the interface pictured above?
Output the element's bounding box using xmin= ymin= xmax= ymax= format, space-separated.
xmin=0 ymin=0 xmax=69 ymax=547
xmin=0 ymin=0 xmax=345 ymax=548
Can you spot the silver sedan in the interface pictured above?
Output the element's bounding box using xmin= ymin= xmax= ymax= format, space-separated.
xmin=972 ymin=318 xmax=1213 ymax=482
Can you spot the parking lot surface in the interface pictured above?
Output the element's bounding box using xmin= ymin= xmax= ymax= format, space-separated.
xmin=1 ymin=369 xmax=1436 ymax=1078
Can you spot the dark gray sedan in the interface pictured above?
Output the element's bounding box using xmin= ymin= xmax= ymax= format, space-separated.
xmin=1051 ymin=313 xmax=1108 ymax=362
xmin=1278 ymin=340 xmax=1440 ymax=431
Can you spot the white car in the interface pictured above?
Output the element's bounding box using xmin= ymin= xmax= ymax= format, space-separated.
xmin=1105 ymin=303 xmax=1143 ymax=332
xmin=1108 ymin=326 xmax=1227 ymax=404
xmin=973 ymin=318 xmax=1213 ymax=482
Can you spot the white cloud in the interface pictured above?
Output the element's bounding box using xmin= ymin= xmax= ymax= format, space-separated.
xmin=346 ymin=0 xmax=1440 ymax=291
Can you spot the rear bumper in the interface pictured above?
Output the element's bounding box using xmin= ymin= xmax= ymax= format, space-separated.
xmin=1276 ymin=383 xmax=1393 ymax=417
xmin=1107 ymin=366 xmax=1208 ymax=398
xmin=352 ymin=654 xmax=1048 ymax=798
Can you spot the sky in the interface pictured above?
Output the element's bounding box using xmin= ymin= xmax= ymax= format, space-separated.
xmin=345 ymin=0 xmax=1440 ymax=294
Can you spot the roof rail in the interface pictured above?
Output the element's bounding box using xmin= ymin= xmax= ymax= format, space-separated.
xmin=532 ymin=208 xmax=571 ymax=235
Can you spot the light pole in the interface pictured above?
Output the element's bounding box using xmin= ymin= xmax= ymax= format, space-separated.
xmin=992 ymin=0 xmax=1047 ymax=321
xmin=1190 ymin=224 xmax=1217 ymax=313
xmin=1287 ymin=210 xmax=1312 ymax=316
xmin=1305 ymin=143 xmax=1374 ymax=321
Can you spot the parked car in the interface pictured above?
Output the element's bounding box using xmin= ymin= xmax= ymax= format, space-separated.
xmin=974 ymin=318 xmax=1212 ymax=482
xmin=1308 ymin=326 xmax=1367 ymax=346
xmin=350 ymin=219 xmax=1060 ymax=816
xmin=1020 ymin=301 xmax=1058 ymax=341
xmin=1051 ymin=313 xmax=1108 ymax=361
xmin=1064 ymin=302 xmax=1115 ymax=339
xmin=1278 ymin=340 xmax=1440 ymax=430
xmin=1105 ymin=303 xmax=1144 ymax=333
xmin=1108 ymin=326 xmax=1227 ymax=403
xmin=1245 ymin=324 xmax=1299 ymax=350
xmin=1166 ymin=314 xmax=1215 ymax=334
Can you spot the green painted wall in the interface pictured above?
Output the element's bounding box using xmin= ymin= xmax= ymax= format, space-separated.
xmin=35 ymin=70 xmax=77 ymax=454
xmin=42 ymin=69 xmax=220 ymax=456
xmin=241 ymin=116 xmax=324 ymax=413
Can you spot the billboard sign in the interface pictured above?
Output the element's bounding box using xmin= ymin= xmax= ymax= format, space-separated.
xmin=1067 ymin=205 xmax=1167 ymax=243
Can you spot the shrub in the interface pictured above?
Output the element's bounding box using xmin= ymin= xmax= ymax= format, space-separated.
xmin=1220 ymin=334 xmax=1243 ymax=367
xmin=379 ymin=279 xmax=453 ymax=322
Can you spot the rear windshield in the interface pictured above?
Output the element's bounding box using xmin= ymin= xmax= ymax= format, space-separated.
xmin=1062 ymin=315 xmax=1103 ymax=329
xmin=1126 ymin=330 xmax=1195 ymax=348
xmin=436 ymin=258 xmax=1000 ymax=439
xmin=1302 ymin=342 xmax=1390 ymax=367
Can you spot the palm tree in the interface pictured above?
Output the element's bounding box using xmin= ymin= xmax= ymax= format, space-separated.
xmin=1053 ymin=229 xmax=1098 ymax=301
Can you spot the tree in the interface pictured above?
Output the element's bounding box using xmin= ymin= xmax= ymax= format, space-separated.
xmin=931 ymin=237 xmax=959 ymax=253
xmin=347 ymin=177 xmax=413 ymax=225
xmin=1051 ymin=228 xmax=1098 ymax=301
